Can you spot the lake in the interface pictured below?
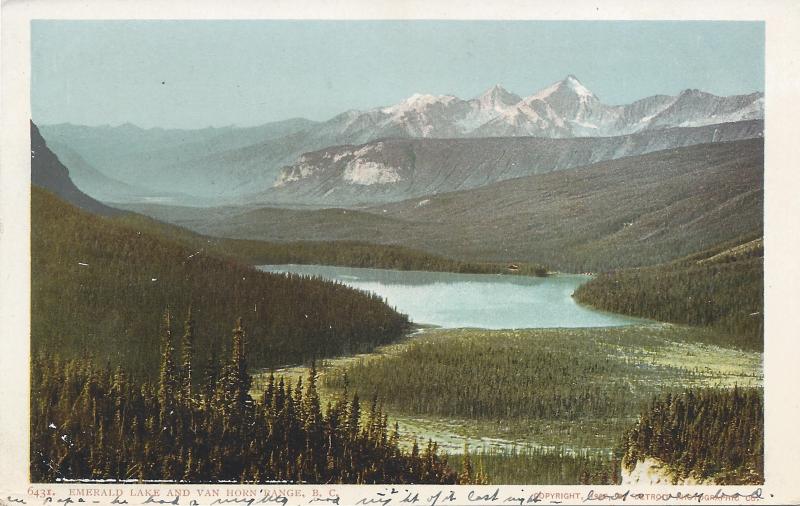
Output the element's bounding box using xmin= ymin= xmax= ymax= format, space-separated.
xmin=258 ymin=264 xmax=643 ymax=329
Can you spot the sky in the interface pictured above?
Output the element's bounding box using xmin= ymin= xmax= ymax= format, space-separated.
xmin=31 ymin=20 xmax=765 ymax=129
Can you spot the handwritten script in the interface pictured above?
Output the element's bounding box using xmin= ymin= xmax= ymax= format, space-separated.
xmin=1 ymin=486 xmax=771 ymax=506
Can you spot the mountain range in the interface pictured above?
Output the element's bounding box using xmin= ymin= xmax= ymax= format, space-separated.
xmin=303 ymin=76 xmax=762 ymax=140
xmin=267 ymin=120 xmax=762 ymax=206
xmin=38 ymin=75 xmax=763 ymax=205
xmin=122 ymin=138 xmax=763 ymax=272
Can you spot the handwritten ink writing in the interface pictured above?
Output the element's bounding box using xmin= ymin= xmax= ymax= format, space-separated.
xmin=400 ymin=491 xmax=419 ymax=504
xmin=307 ymin=497 xmax=339 ymax=505
xmin=426 ymin=490 xmax=456 ymax=506
xmin=467 ymin=489 xmax=499 ymax=502
xmin=143 ymin=496 xmax=178 ymax=505
xmin=583 ymin=487 xmax=765 ymax=503
xmin=209 ymin=496 xmax=289 ymax=506
xmin=355 ymin=497 xmax=390 ymax=506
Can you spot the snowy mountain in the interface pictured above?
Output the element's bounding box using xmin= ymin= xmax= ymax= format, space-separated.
xmin=40 ymin=75 xmax=763 ymax=204
xmin=644 ymin=89 xmax=764 ymax=129
xmin=316 ymin=75 xmax=763 ymax=140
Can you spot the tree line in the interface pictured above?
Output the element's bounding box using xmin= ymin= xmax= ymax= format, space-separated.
xmin=111 ymin=210 xmax=549 ymax=277
xmin=206 ymin=237 xmax=549 ymax=277
xmin=31 ymin=310 xmax=469 ymax=484
xmin=448 ymin=445 xmax=617 ymax=485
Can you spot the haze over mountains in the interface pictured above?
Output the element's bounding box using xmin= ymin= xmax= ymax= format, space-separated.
xmin=127 ymin=139 xmax=763 ymax=272
xmin=29 ymin=73 xmax=765 ymax=273
xmin=38 ymin=75 xmax=763 ymax=206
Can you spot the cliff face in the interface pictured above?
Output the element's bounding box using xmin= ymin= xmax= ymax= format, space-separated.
xmin=621 ymin=457 xmax=713 ymax=486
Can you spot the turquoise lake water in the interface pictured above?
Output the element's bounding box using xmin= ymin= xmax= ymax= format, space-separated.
xmin=258 ymin=264 xmax=643 ymax=329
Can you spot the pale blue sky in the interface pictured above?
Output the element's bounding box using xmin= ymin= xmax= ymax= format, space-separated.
xmin=31 ymin=20 xmax=764 ymax=129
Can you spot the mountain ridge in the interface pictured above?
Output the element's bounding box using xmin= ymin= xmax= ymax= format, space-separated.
xmin=42 ymin=75 xmax=764 ymax=205
xmin=30 ymin=121 xmax=123 ymax=216
xmin=124 ymin=138 xmax=764 ymax=272
xmin=38 ymin=76 xmax=764 ymax=203
xmin=265 ymin=120 xmax=763 ymax=206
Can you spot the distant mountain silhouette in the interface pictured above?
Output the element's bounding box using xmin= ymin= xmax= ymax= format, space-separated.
xmin=31 ymin=120 xmax=122 ymax=216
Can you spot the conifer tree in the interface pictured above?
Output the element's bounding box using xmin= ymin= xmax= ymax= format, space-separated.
xmin=348 ymin=393 xmax=361 ymax=440
xmin=181 ymin=306 xmax=195 ymax=400
xmin=157 ymin=309 xmax=177 ymax=431
xmin=226 ymin=317 xmax=252 ymax=423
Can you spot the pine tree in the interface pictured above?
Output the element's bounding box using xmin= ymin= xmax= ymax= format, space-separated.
xmin=226 ymin=318 xmax=252 ymax=422
xmin=181 ymin=306 xmax=195 ymax=400
xmin=157 ymin=309 xmax=177 ymax=432
xmin=347 ymin=393 xmax=361 ymax=440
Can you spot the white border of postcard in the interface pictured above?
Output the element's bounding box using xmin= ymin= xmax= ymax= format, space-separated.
xmin=2 ymin=1 xmax=799 ymax=504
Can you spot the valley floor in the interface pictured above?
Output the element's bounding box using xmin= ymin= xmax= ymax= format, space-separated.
xmin=251 ymin=324 xmax=762 ymax=483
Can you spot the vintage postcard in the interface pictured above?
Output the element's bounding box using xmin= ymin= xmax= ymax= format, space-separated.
xmin=2 ymin=1 xmax=799 ymax=505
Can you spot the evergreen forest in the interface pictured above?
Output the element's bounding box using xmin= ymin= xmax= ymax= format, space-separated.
xmin=30 ymin=311 xmax=467 ymax=484
xmin=621 ymin=388 xmax=763 ymax=484
xmin=574 ymin=236 xmax=763 ymax=351
xmin=28 ymin=127 xmax=765 ymax=485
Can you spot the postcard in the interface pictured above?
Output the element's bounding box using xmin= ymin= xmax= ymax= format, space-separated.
xmin=2 ymin=1 xmax=799 ymax=505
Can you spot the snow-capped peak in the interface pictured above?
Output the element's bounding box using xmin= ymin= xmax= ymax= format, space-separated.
xmin=529 ymin=75 xmax=596 ymax=101
xmin=382 ymin=93 xmax=458 ymax=115
xmin=476 ymin=84 xmax=522 ymax=110
xmin=563 ymin=75 xmax=595 ymax=98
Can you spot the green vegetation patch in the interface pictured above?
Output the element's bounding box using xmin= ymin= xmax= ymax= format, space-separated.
xmin=113 ymin=207 xmax=549 ymax=276
xmin=30 ymin=315 xmax=462 ymax=484
xmin=574 ymin=236 xmax=763 ymax=350
xmin=318 ymin=326 xmax=762 ymax=453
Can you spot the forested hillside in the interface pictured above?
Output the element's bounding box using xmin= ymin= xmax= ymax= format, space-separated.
xmin=621 ymin=388 xmax=763 ymax=484
xmin=574 ymin=237 xmax=763 ymax=350
xmin=163 ymin=139 xmax=764 ymax=273
xmin=31 ymin=187 xmax=409 ymax=379
xmin=113 ymin=211 xmax=548 ymax=276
